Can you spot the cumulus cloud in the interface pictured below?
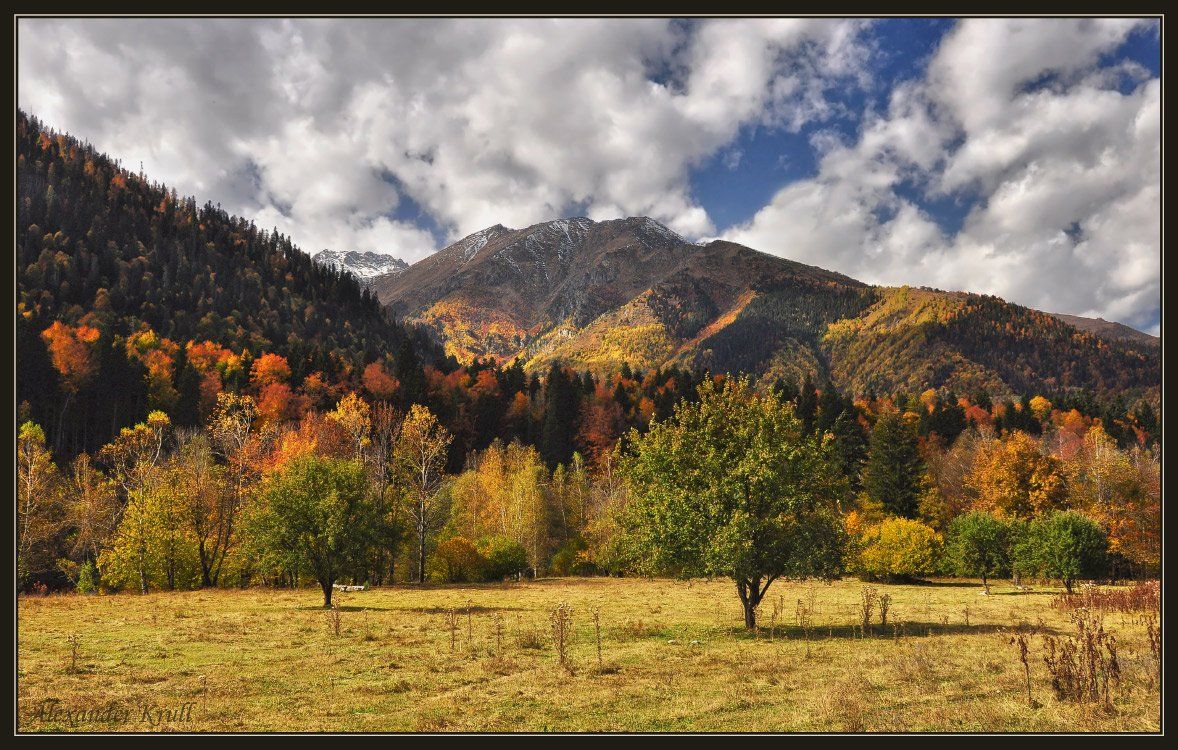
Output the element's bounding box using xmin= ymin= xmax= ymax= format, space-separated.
xmin=17 ymin=18 xmax=1159 ymax=330
xmin=729 ymin=18 xmax=1160 ymax=333
xmin=17 ymin=17 xmax=868 ymax=261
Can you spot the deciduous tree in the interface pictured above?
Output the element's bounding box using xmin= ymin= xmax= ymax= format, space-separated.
xmin=247 ymin=455 xmax=374 ymax=606
xmin=395 ymin=405 xmax=453 ymax=583
xmin=621 ymin=378 xmax=846 ymax=629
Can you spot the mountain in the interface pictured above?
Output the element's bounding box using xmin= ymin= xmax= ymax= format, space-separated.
xmin=374 ymin=217 xmax=1160 ymax=398
xmin=312 ymin=249 xmax=408 ymax=283
xmin=1049 ymin=313 xmax=1158 ymax=347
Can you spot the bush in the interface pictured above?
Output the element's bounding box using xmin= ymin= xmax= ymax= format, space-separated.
xmin=946 ymin=511 xmax=1010 ymax=591
xmin=1014 ymin=511 xmax=1108 ymax=593
xmin=434 ymin=536 xmax=486 ymax=583
xmin=551 ymin=538 xmax=597 ymax=576
xmin=76 ymin=560 xmax=99 ymax=595
xmin=856 ymin=516 xmax=943 ymax=581
xmin=479 ymin=536 xmax=529 ymax=581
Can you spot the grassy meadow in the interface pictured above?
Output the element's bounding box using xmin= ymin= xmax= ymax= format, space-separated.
xmin=17 ymin=577 xmax=1161 ymax=732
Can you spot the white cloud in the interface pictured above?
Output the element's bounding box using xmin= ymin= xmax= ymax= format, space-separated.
xmin=729 ymin=18 xmax=1159 ymax=332
xmin=17 ymin=17 xmax=868 ymax=257
xmin=16 ymin=18 xmax=1159 ymax=331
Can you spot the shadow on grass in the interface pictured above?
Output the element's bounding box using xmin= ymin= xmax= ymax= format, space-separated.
xmin=730 ymin=621 xmax=1063 ymax=640
xmin=294 ymin=604 xmax=398 ymax=612
xmin=402 ymin=604 xmax=527 ymax=615
xmin=377 ymin=581 xmax=531 ymax=591
xmin=526 ymin=577 xmax=621 ymax=587
xmin=868 ymin=577 xmax=985 ymax=588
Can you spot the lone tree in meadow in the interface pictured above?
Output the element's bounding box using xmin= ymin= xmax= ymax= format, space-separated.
xmin=620 ymin=378 xmax=847 ymax=629
xmin=946 ymin=510 xmax=1011 ymax=594
xmin=1014 ymin=511 xmax=1108 ymax=594
xmin=248 ymin=454 xmax=374 ymax=607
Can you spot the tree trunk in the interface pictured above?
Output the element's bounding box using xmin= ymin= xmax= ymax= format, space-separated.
xmin=982 ymin=572 xmax=990 ymax=594
xmin=417 ymin=498 xmax=427 ymax=583
xmin=199 ymin=539 xmax=213 ymax=587
xmin=736 ymin=578 xmax=761 ymax=630
xmin=743 ymin=599 xmax=757 ymax=629
xmin=321 ymin=578 xmax=334 ymax=608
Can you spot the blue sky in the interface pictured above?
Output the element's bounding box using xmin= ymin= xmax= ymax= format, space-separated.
xmin=691 ymin=19 xmax=958 ymax=232
xmin=696 ymin=19 xmax=1159 ymax=235
xmin=18 ymin=18 xmax=1161 ymax=332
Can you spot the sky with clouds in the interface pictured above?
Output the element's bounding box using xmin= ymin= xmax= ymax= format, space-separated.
xmin=17 ymin=18 xmax=1160 ymax=333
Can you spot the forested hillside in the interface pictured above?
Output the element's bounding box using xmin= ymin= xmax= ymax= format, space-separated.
xmin=17 ymin=111 xmax=439 ymax=456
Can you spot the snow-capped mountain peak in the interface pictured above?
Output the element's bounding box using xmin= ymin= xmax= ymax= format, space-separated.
xmin=312 ymin=250 xmax=408 ymax=282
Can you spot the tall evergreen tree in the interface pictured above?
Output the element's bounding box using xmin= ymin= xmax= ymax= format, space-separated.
xmin=862 ymin=410 xmax=924 ymax=518
xmin=172 ymin=345 xmax=202 ymax=428
xmin=540 ymin=364 xmax=577 ymax=467
xmin=796 ymin=374 xmax=817 ymax=434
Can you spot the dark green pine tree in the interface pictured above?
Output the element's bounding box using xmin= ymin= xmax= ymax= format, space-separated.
xmin=796 ymin=374 xmax=817 ymax=434
xmin=16 ymin=314 xmax=60 ymax=439
xmin=540 ymin=364 xmax=577 ymax=467
xmin=1134 ymin=403 xmax=1159 ymax=446
xmin=862 ymin=410 xmax=924 ymax=518
xmin=612 ymin=381 xmax=632 ymax=413
xmin=771 ymin=376 xmax=798 ymax=404
xmin=394 ymin=337 xmax=426 ymax=407
xmin=815 ymin=385 xmax=847 ymax=434
xmin=924 ymin=394 xmax=966 ymax=444
xmin=172 ymin=344 xmax=202 ymax=428
xmin=829 ymin=410 xmax=869 ymax=493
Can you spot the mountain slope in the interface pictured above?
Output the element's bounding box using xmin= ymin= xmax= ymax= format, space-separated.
xmin=17 ymin=111 xmax=432 ymax=365
xmin=312 ymin=250 xmax=408 ymax=283
xmin=1049 ymin=313 xmax=1158 ymax=347
xmin=17 ymin=111 xmax=445 ymax=457
xmin=375 ymin=217 xmax=1159 ymax=398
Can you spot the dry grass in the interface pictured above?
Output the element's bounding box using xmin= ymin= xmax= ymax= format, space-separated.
xmin=16 ymin=577 xmax=1161 ymax=732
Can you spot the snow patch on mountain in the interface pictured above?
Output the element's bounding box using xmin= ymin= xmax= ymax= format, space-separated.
xmin=441 ymin=224 xmax=515 ymax=265
xmin=634 ymin=216 xmax=690 ymax=246
xmin=312 ymin=250 xmax=408 ymax=282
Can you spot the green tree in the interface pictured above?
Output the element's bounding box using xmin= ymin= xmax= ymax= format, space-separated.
xmin=1014 ymin=511 xmax=1108 ymax=593
xmin=621 ymin=378 xmax=846 ymax=629
xmin=863 ymin=410 xmax=924 ymax=518
xmin=946 ymin=511 xmax=1010 ymax=593
xmin=99 ymin=465 xmax=200 ymax=593
xmin=479 ymin=535 xmax=530 ymax=580
xmin=248 ymin=455 xmax=374 ymax=606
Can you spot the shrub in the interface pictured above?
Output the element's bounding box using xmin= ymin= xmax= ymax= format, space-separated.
xmin=1052 ymin=580 xmax=1159 ymax=614
xmin=434 ymin=536 xmax=486 ymax=583
xmin=856 ymin=516 xmax=943 ymax=581
xmin=479 ymin=536 xmax=529 ymax=581
xmin=551 ymin=537 xmax=597 ymax=577
xmin=1042 ymin=608 xmax=1121 ymax=705
xmin=75 ymin=560 xmax=99 ymax=595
